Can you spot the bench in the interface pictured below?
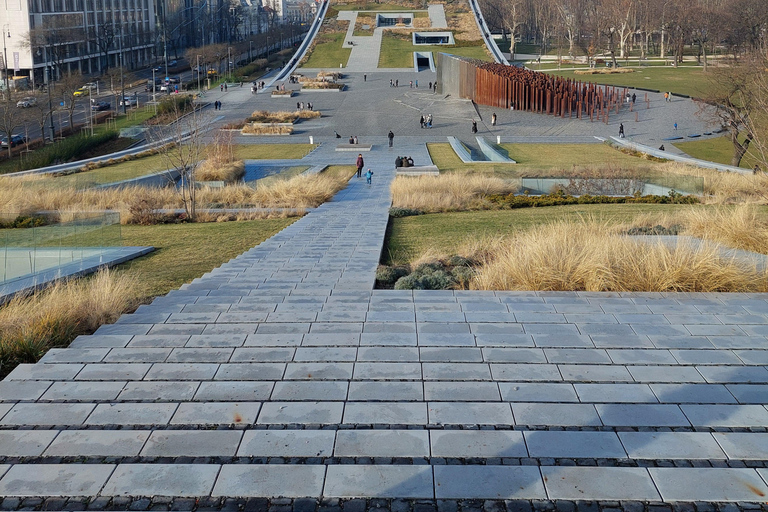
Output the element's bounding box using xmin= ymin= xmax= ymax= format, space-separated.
xmin=335 ymin=144 xmax=372 ymax=151
xmin=396 ymin=165 xmax=439 ymax=176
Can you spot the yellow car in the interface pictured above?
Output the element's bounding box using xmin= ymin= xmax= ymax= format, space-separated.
xmin=73 ymin=88 xmax=89 ymax=97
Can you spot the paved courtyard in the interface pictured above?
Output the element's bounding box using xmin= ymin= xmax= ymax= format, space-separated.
xmin=0 ymin=34 xmax=764 ymax=507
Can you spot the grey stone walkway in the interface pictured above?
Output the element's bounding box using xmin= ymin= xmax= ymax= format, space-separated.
xmin=2 ymin=137 xmax=768 ymax=502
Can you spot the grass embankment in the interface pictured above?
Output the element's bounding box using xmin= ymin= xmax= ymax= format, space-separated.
xmin=0 ymin=218 xmax=294 ymax=377
xmin=391 ymin=174 xmax=517 ymax=212
xmin=542 ymin=66 xmax=714 ymax=98
xmin=93 ymin=108 xmax=157 ymax=135
xmin=674 ymin=136 xmax=764 ymax=170
xmin=378 ymin=33 xmax=489 ymax=68
xmin=302 ymin=33 xmax=352 ymax=69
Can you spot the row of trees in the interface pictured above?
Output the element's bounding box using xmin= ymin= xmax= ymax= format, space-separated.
xmin=479 ymin=0 xmax=767 ymax=66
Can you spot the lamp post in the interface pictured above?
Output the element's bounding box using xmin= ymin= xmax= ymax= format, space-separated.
xmin=196 ymin=54 xmax=201 ymax=91
xmin=46 ymin=48 xmax=55 ymax=142
xmin=249 ymin=40 xmax=252 ymax=62
xmin=228 ymin=46 xmax=232 ymax=80
xmin=2 ymin=25 xmax=10 ymax=92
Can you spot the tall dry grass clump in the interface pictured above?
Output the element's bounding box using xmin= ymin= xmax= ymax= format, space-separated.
xmin=677 ymin=204 xmax=768 ymax=254
xmin=0 ymin=269 xmax=136 ymax=376
xmin=391 ymin=174 xmax=517 ymax=212
xmin=197 ymin=131 xmax=245 ymax=183
xmin=241 ymin=124 xmax=293 ymax=135
xmin=470 ymin=220 xmax=768 ymax=292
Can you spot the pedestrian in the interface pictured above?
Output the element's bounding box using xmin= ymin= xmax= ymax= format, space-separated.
xmin=409 ymin=81 xmax=413 ymax=88
xmin=420 ymin=115 xmax=424 ymax=128
xmin=471 ymin=120 xmax=477 ymax=133
xmin=224 ymin=83 xmax=228 ymax=91
xmin=390 ymin=79 xmax=393 ymax=87
xmin=356 ymin=153 xmax=364 ymax=178
xmin=674 ymin=122 xmax=678 ymax=131
xmin=491 ymin=113 xmax=496 ymax=126
xmin=433 ymin=81 xmax=437 ymax=93
xmin=659 ymin=144 xmax=665 ymax=151
xmin=427 ymin=113 xmax=432 ymax=128
xmin=415 ymin=80 xmax=418 ymax=88
xmin=349 ymin=135 xmax=354 ymax=144
xmin=667 ymin=92 xmax=672 ymax=102
xmin=308 ymin=103 xmax=313 ymax=111
xmin=354 ymin=135 xmax=359 ymax=144
xmin=365 ymin=168 xmax=373 ymax=184
xmin=301 ymin=102 xmax=305 ymax=110
xmin=388 ymin=130 xmax=394 ymax=147
xmin=395 ymin=79 xmax=398 ymax=87
xmin=619 ymin=123 xmax=625 ymax=138
xmin=220 ymin=84 xmax=224 ymax=92
xmin=297 ymin=101 xmax=301 ymax=110
xmin=429 ymin=82 xmax=432 ymax=90
xmin=364 ymin=74 xmax=367 ymax=82
xmin=632 ymin=93 xmax=636 ymax=104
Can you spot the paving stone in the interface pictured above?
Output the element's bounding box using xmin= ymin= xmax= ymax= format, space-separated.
xmin=596 ymin=404 xmax=690 ymax=427
xmin=334 ymin=430 xmax=429 ymax=457
xmin=713 ymin=433 xmax=768 ymax=460
xmin=681 ymin=405 xmax=768 ymax=427
xmin=259 ymin=402 xmax=343 ymax=424
xmin=214 ymin=363 xmax=286 ymax=381
xmin=512 ymin=404 xmax=601 ymax=426
xmin=0 ymin=380 xmax=53 ymax=401
xmin=194 ymin=381 xmax=274 ymax=401
xmin=524 ymin=431 xmax=625 ymax=458
xmin=238 ymin=430 xmax=335 ymax=457
xmin=428 ymin=402 xmax=513 ymax=425
xmin=44 ymin=430 xmax=150 ymax=456
xmin=86 ymin=403 xmax=178 ymax=425
xmin=118 ymin=381 xmax=200 ymax=401
xmin=143 ymin=363 xmax=220 ymax=381
xmin=0 ymin=464 xmax=103 ymax=496
xmin=424 ymin=382 xmax=501 ymax=401
xmin=498 ymin=383 xmax=578 ymax=403
xmin=343 ymin=402 xmax=427 ymax=425
xmin=0 ymin=430 xmax=58 ymax=456
xmin=430 ymin=431 xmax=526 ymax=458
xmin=433 ymin=466 xmax=546 ymax=499
xmin=650 ymin=384 xmax=737 ymax=404
xmin=490 ymin=364 xmax=562 ymax=382
xmin=541 ymin=467 xmax=659 ymax=500
xmin=41 ymin=381 xmax=126 ymax=401
xmin=172 ymin=401 xmax=261 ymax=425
xmin=284 ymin=363 xmax=354 ymax=380
xmin=324 ymin=466 xmax=433 ymax=498
xmin=1 ymin=403 xmax=95 ymax=425
xmin=5 ymin=363 xmax=84 ymax=381
xmin=651 ymin=468 xmax=768 ymax=501
xmin=348 ymin=381 xmax=423 ymax=401
xmin=101 ymin=464 xmax=219 ymax=496
xmin=141 ymin=430 xmax=243 ymax=456
xmin=618 ymin=432 xmax=726 ymax=459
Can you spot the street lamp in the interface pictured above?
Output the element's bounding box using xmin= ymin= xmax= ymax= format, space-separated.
xmin=196 ymin=54 xmax=201 ymax=91
xmin=45 ymin=48 xmax=55 ymax=142
xmin=2 ymin=25 xmax=10 ymax=92
xmin=228 ymin=46 xmax=232 ymax=80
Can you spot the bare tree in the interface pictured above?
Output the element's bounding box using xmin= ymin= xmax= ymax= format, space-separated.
xmin=478 ymin=0 xmax=528 ymax=57
xmin=156 ymin=96 xmax=210 ymax=220
xmin=55 ymin=73 xmax=86 ymax=131
xmin=0 ymin=93 xmax=29 ymax=158
xmin=25 ymin=15 xmax=85 ymax=77
xmin=90 ymin=23 xmax=116 ymax=73
xmin=698 ymin=54 xmax=767 ymax=168
xmin=28 ymin=93 xmax=55 ymax=142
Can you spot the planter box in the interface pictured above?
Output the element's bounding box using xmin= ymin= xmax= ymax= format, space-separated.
xmin=271 ymin=91 xmax=295 ymax=97
xmin=301 ymin=85 xmax=346 ymax=92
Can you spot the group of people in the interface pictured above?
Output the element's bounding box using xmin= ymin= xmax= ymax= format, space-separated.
xmin=250 ymin=81 xmax=267 ymax=94
xmin=395 ymin=156 xmax=415 ymax=168
xmin=355 ymin=154 xmax=374 ymax=184
xmin=663 ymin=92 xmax=673 ymax=102
xmin=348 ymin=135 xmax=360 ymax=144
xmin=296 ymin=101 xmax=314 ymax=111
xmin=625 ymin=93 xmax=637 ymax=104
xmin=220 ymin=83 xmax=229 ymax=92
xmin=419 ymin=114 xmax=433 ymax=129
xmin=213 ymin=100 xmax=223 ymax=110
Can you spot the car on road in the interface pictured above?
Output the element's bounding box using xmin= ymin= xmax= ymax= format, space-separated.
xmin=83 ymin=82 xmax=98 ymax=90
xmin=73 ymin=87 xmax=91 ymax=97
xmin=0 ymin=135 xmax=27 ymax=148
xmin=16 ymin=96 xmax=37 ymax=108
xmin=119 ymin=96 xmax=138 ymax=107
xmin=91 ymin=101 xmax=111 ymax=111
xmin=166 ymin=77 xmax=180 ymax=84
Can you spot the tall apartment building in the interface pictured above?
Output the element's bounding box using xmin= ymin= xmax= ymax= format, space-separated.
xmin=1 ymin=0 xmax=155 ymax=87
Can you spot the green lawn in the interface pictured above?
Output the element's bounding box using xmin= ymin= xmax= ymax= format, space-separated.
xmin=302 ymin=32 xmax=352 ymax=68
xmin=427 ymin=142 xmax=649 ymax=176
xmin=93 ymin=109 xmax=157 ymax=135
xmin=674 ymin=136 xmax=761 ymax=170
xmin=379 ymin=34 xmax=490 ymax=68
xmin=235 ymin=144 xmax=316 ymax=160
xmin=117 ymin=219 xmax=295 ymax=300
xmin=334 ymin=3 xmax=414 ymax=10
xmin=542 ymin=66 xmax=715 ymax=98
xmin=384 ymin=204 xmax=694 ymax=265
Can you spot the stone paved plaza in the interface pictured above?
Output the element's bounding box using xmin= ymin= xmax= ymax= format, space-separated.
xmin=0 ymin=30 xmax=765 ymax=507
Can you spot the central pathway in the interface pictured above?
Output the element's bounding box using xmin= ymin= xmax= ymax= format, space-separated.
xmin=1 ymin=142 xmax=768 ymax=504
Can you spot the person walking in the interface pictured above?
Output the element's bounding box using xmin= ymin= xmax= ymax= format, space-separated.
xmin=388 ymin=130 xmax=394 ymax=148
xmin=420 ymin=115 xmax=425 ymax=128
xmin=619 ymin=123 xmax=625 ymax=138
xmin=471 ymin=120 xmax=478 ymax=133
xmin=365 ymin=168 xmax=374 ymax=184
xmin=395 ymin=79 xmax=399 ymax=87
xmin=664 ymin=92 xmax=668 ymax=102
xmin=364 ymin=74 xmax=367 ymax=82
xmin=433 ymin=81 xmax=438 ymax=93
xmin=356 ymin=153 xmax=364 ymax=178
xmin=491 ymin=113 xmax=497 ymax=126
xmin=220 ymin=84 xmax=224 ymax=92
xmin=427 ymin=114 xmax=432 ymax=128
xmin=415 ymin=80 xmax=418 ymax=88
xmin=674 ymin=122 xmax=678 ymax=131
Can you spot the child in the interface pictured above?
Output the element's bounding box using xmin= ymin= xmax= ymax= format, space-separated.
xmin=365 ymin=168 xmax=374 ymax=184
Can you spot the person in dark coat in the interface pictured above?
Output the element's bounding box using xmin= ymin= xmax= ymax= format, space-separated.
xmin=395 ymin=156 xmax=403 ymax=168
xmin=471 ymin=120 xmax=478 ymax=133
xmin=388 ymin=130 xmax=394 ymax=147
xmin=356 ymin=154 xmax=364 ymax=178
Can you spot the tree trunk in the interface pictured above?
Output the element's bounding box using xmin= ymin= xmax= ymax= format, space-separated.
xmin=702 ymin=44 xmax=708 ymax=72
xmin=731 ymin=131 xmax=752 ymax=167
xmin=660 ymin=29 xmax=665 ymax=58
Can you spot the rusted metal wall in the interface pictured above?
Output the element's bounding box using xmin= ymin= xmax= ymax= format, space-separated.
xmin=438 ymin=53 xmax=624 ymax=122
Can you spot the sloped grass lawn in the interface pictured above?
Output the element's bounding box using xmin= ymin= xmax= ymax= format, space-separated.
xmin=384 ymin=204 xmax=694 ymax=265
xmin=378 ymin=34 xmax=490 ymax=68
xmin=542 ymin=66 xmax=714 ymax=98
xmin=674 ymin=136 xmax=761 ymax=170
xmin=117 ymin=219 xmax=295 ymax=300
xmin=302 ymin=33 xmax=352 ymax=68
xmin=427 ymin=142 xmax=647 ymax=176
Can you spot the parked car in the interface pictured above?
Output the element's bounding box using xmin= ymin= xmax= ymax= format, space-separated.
xmin=119 ymin=96 xmax=137 ymax=107
xmin=83 ymin=82 xmax=98 ymax=90
xmin=159 ymin=83 xmax=169 ymax=92
xmin=166 ymin=76 xmax=180 ymax=84
xmin=0 ymin=134 xmax=27 ymax=148
xmin=91 ymin=101 xmax=110 ymax=111
xmin=73 ymin=87 xmax=89 ymax=97
xmin=16 ymin=96 xmax=37 ymax=108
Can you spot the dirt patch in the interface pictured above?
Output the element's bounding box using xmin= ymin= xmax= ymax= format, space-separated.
xmin=74 ymin=137 xmax=137 ymax=160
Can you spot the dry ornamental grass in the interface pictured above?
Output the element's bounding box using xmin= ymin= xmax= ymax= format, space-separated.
xmin=391 ymin=174 xmax=518 ymax=212
xmin=469 ymin=220 xmax=768 ymax=292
